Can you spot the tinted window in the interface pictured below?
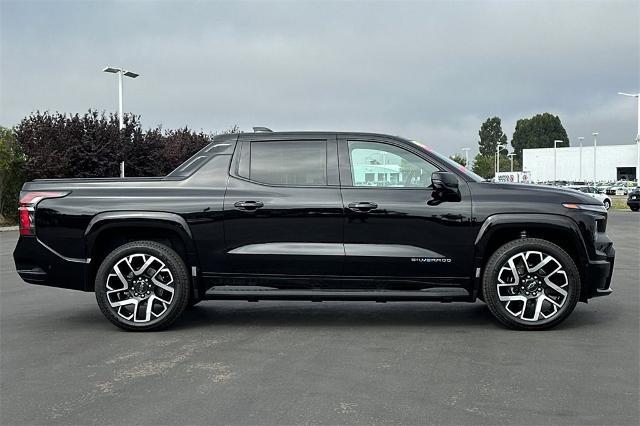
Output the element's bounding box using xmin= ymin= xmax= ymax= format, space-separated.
xmin=250 ymin=140 xmax=327 ymax=186
xmin=348 ymin=141 xmax=439 ymax=188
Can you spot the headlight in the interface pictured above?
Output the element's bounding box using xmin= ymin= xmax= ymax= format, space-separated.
xmin=562 ymin=203 xmax=607 ymax=212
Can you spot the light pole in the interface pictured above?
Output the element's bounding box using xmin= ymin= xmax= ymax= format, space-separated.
xmin=461 ymin=147 xmax=470 ymax=169
xmin=495 ymin=143 xmax=506 ymax=178
xmin=617 ymin=92 xmax=640 ymax=184
xmin=554 ymin=140 xmax=563 ymax=185
xmin=507 ymin=152 xmax=516 ymax=172
xmin=577 ymin=136 xmax=584 ymax=182
xmin=103 ymin=67 xmax=139 ymax=129
xmin=592 ymin=132 xmax=598 ymax=184
xmin=103 ymin=66 xmax=139 ymax=177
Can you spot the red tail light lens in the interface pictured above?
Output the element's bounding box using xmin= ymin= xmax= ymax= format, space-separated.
xmin=19 ymin=207 xmax=34 ymax=235
xmin=18 ymin=191 xmax=69 ymax=236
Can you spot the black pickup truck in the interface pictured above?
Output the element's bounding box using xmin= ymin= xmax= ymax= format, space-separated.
xmin=13 ymin=130 xmax=615 ymax=331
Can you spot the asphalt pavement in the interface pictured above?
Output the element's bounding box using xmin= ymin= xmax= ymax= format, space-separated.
xmin=1 ymin=212 xmax=638 ymax=425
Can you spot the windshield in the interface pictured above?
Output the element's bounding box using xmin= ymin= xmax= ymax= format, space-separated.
xmin=409 ymin=140 xmax=484 ymax=182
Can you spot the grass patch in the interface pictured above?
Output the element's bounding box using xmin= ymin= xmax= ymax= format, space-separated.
xmin=611 ymin=196 xmax=631 ymax=210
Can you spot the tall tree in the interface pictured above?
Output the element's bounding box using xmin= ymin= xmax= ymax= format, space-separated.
xmin=478 ymin=117 xmax=508 ymax=156
xmin=511 ymin=113 xmax=569 ymax=159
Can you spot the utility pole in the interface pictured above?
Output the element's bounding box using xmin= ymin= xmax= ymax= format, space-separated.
xmin=507 ymin=152 xmax=516 ymax=172
xmin=495 ymin=143 xmax=506 ymax=178
xmin=592 ymin=132 xmax=599 ymax=184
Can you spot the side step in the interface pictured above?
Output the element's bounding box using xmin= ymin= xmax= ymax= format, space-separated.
xmin=204 ymin=286 xmax=472 ymax=302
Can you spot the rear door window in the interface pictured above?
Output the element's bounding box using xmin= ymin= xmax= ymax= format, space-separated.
xmin=246 ymin=140 xmax=327 ymax=186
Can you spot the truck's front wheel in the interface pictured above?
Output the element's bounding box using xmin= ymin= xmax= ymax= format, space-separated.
xmin=482 ymin=238 xmax=580 ymax=330
xmin=95 ymin=241 xmax=190 ymax=331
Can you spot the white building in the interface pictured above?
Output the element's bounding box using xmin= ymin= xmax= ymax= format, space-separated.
xmin=522 ymin=144 xmax=638 ymax=182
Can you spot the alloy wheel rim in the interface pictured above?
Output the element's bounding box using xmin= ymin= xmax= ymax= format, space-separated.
xmin=105 ymin=253 xmax=175 ymax=323
xmin=496 ymin=251 xmax=569 ymax=322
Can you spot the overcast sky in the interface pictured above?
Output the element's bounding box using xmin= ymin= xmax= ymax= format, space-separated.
xmin=1 ymin=0 xmax=639 ymax=157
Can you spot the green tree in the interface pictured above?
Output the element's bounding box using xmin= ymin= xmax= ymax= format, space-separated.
xmin=472 ymin=154 xmax=494 ymax=179
xmin=0 ymin=126 xmax=24 ymax=221
xmin=449 ymin=153 xmax=467 ymax=167
xmin=478 ymin=117 xmax=508 ymax=156
xmin=511 ymin=113 xmax=569 ymax=159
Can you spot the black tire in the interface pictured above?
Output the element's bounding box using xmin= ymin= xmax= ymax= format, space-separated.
xmin=631 ymin=207 xmax=639 ymax=212
xmin=482 ymin=238 xmax=580 ymax=330
xmin=95 ymin=240 xmax=190 ymax=331
xmin=603 ymin=199 xmax=611 ymax=210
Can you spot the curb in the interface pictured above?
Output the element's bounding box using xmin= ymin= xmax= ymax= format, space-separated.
xmin=0 ymin=226 xmax=18 ymax=232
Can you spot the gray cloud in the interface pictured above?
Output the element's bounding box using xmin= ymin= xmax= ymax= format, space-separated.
xmin=1 ymin=0 xmax=638 ymax=158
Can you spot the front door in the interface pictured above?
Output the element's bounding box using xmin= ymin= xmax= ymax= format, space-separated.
xmin=223 ymin=134 xmax=344 ymax=278
xmin=339 ymin=137 xmax=474 ymax=288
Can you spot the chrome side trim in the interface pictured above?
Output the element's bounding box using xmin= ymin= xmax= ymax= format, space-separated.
xmin=229 ymin=243 xmax=344 ymax=256
xmin=344 ymin=244 xmax=443 ymax=258
xmin=37 ymin=238 xmax=90 ymax=264
xmin=228 ymin=243 xmax=444 ymax=258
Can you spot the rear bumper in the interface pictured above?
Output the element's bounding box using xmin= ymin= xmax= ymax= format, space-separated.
xmin=585 ymin=234 xmax=615 ymax=298
xmin=13 ymin=236 xmax=89 ymax=291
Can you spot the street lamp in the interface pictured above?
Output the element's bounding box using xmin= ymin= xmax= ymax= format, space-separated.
xmin=495 ymin=143 xmax=506 ymax=177
xmin=617 ymin=92 xmax=640 ymax=185
xmin=103 ymin=67 xmax=139 ymax=129
xmin=507 ymin=152 xmax=516 ymax=172
xmin=103 ymin=66 xmax=139 ymax=177
xmin=577 ymin=136 xmax=584 ymax=182
xmin=554 ymin=140 xmax=563 ymax=185
xmin=592 ymin=132 xmax=599 ymax=184
xmin=461 ymin=147 xmax=470 ymax=169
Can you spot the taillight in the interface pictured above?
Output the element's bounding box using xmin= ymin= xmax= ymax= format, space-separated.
xmin=18 ymin=191 xmax=68 ymax=236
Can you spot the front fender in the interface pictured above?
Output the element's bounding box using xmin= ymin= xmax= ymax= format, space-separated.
xmin=472 ymin=213 xmax=590 ymax=299
xmin=474 ymin=213 xmax=589 ymax=259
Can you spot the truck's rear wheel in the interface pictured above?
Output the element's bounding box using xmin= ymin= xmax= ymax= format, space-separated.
xmin=482 ymin=238 xmax=580 ymax=330
xmin=95 ymin=241 xmax=190 ymax=331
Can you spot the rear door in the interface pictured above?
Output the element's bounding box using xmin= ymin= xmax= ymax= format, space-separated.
xmin=223 ymin=133 xmax=344 ymax=278
xmin=338 ymin=135 xmax=475 ymax=287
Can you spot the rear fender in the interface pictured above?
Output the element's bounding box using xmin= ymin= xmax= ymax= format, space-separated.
xmin=84 ymin=212 xmax=202 ymax=299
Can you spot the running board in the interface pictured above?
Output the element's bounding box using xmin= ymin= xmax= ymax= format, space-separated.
xmin=204 ymin=286 xmax=473 ymax=302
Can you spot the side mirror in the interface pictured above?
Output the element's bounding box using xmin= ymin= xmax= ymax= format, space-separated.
xmin=432 ymin=171 xmax=459 ymax=191
xmin=430 ymin=171 xmax=461 ymax=202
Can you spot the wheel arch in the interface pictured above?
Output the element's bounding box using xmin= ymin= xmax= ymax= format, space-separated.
xmin=84 ymin=212 xmax=202 ymax=301
xmin=474 ymin=214 xmax=590 ymax=302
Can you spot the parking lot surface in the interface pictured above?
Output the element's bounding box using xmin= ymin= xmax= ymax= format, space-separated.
xmin=1 ymin=211 xmax=638 ymax=425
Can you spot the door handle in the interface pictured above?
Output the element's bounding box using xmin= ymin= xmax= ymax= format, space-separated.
xmin=234 ymin=200 xmax=264 ymax=210
xmin=348 ymin=202 xmax=378 ymax=212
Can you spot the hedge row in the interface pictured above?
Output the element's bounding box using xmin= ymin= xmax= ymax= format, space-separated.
xmin=0 ymin=110 xmax=237 ymax=221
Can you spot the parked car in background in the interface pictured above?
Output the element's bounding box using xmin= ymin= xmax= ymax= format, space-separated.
xmin=566 ymin=186 xmax=612 ymax=210
xmin=627 ymin=188 xmax=640 ymax=212
xmin=606 ymin=181 xmax=636 ymax=196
